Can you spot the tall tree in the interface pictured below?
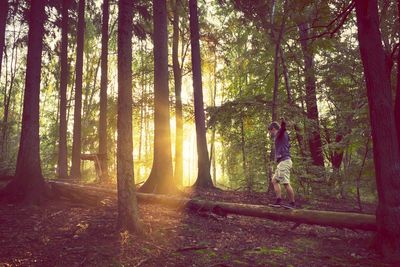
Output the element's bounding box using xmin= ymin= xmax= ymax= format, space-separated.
xmin=172 ymin=0 xmax=183 ymax=186
xmin=0 ymin=0 xmax=47 ymax=203
xmin=117 ymin=0 xmax=141 ymax=232
xmin=396 ymin=0 xmax=400 ymax=154
xmin=269 ymin=1 xmax=286 ymax=169
xmin=0 ymin=0 xmax=8 ymax=79
xmin=354 ymin=0 xmax=400 ymax=259
xmin=298 ymin=23 xmax=325 ymax=167
xmin=139 ymin=0 xmax=175 ymax=193
xmin=189 ymin=0 xmax=213 ymax=188
xmin=70 ymin=0 xmax=85 ymax=179
xmin=270 ymin=0 xmax=285 ymax=122
xmin=1 ymin=13 xmax=19 ymax=158
xmin=99 ymin=0 xmax=109 ymax=181
xmin=58 ymin=0 xmax=70 ymax=179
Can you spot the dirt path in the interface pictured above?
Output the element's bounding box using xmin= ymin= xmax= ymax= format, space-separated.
xmin=0 ymin=189 xmax=394 ymax=266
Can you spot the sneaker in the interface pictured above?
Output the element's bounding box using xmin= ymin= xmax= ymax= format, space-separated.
xmin=281 ymin=202 xmax=296 ymax=209
xmin=269 ymin=198 xmax=282 ymax=208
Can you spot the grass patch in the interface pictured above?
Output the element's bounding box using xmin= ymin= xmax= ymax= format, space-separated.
xmin=244 ymin=246 xmax=287 ymax=255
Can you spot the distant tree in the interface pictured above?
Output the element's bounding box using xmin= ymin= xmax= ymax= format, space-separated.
xmin=0 ymin=0 xmax=9 ymax=157
xmin=189 ymin=0 xmax=214 ymax=188
xmin=70 ymin=0 xmax=85 ymax=179
xmin=354 ymin=0 xmax=400 ymax=259
xmin=0 ymin=0 xmax=8 ymax=80
xmin=396 ymin=0 xmax=400 ymax=153
xmin=0 ymin=0 xmax=48 ymax=203
xmin=139 ymin=0 xmax=175 ymax=194
xmin=99 ymin=0 xmax=109 ymax=181
xmin=172 ymin=0 xmax=183 ymax=186
xmin=117 ymin=0 xmax=141 ymax=232
xmin=297 ymin=23 xmax=324 ymax=167
xmin=58 ymin=0 xmax=70 ymax=179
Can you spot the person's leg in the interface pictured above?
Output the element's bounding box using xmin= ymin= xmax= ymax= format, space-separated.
xmin=279 ymin=159 xmax=295 ymax=204
xmin=283 ymin=183 xmax=295 ymax=203
xmin=272 ymin=178 xmax=282 ymax=199
xmin=272 ymin=164 xmax=282 ymax=202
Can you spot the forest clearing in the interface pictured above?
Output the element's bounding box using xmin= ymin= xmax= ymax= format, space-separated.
xmin=1 ymin=0 xmax=400 ymax=266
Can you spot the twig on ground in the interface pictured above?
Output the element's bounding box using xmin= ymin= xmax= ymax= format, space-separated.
xmin=176 ymin=246 xmax=209 ymax=252
xmin=134 ymin=257 xmax=151 ymax=267
xmin=142 ymin=240 xmax=168 ymax=252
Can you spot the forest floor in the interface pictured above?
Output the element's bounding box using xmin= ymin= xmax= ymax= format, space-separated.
xmin=0 ymin=183 xmax=397 ymax=267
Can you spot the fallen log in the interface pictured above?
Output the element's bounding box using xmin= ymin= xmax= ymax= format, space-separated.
xmin=48 ymin=181 xmax=376 ymax=231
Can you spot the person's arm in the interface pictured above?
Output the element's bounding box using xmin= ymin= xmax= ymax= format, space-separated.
xmin=277 ymin=118 xmax=287 ymax=138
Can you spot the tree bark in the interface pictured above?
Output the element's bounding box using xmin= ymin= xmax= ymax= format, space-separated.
xmin=70 ymin=0 xmax=85 ymax=179
xmin=298 ymin=23 xmax=324 ymax=167
xmin=210 ymin=48 xmax=217 ymax=186
xmin=139 ymin=0 xmax=175 ymax=194
xmin=117 ymin=0 xmax=141 ymax=233
xmin=0 ymin=0 xmax=7 ymax=80
xmin=189 ymin=0 xmax=213 ymax=188
xmin=172 ymin=0 xmax=183 ymax=187
xmin=99 ymin=0 xmax=109 ymax=181
xmin=280 ymin=47 xmax=306 ymax=158
xmin=58 ymin=0 xmax=70 ymax=179
xmin=355 ymin=0 xmax=400 ymax=259
xmin=280 ymin=48 xmax=292 ymax=104
xmin=49 ymin=181 xmax=377 ymax=232
xmin=0 ymin=0 xmax=47 ymax=204
xmin=395 ymin=0 xmax=400 ymax=154
xmin=240 ymin=116 xmax=249 ymax=190
xmin=137 ymin=42 xmax=145 ymax=181
xmin=270 ymin=10 xmax=285 ymax=122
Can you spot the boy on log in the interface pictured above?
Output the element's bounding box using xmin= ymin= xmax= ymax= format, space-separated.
xmin=268 ymin=118 xmax=296 ymax=209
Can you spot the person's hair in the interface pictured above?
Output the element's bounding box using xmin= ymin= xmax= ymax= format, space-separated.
xmin=268 ymin=121 xmax=280 ymax=130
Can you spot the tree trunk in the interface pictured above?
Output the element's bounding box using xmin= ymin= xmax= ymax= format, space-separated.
xmin=99 ymin=0 xmax=109 ymax=181
xmin=298 ymin=23 xmax=324 ymax=167
xmin=240 ymin=116 xmax=249 ymax=190
xmin=0 ymin=0 xmax=7 ymax=80
xmin=280 ymin=48 xmax=292 ymax=104
xmin=331 ymin=134 xmax=344 ymax=170
xmin=137 ymin=43 xmax=145 ymax=181
xmin=172 ymin=0 xmax=183 ymax=187
xmin=49 ymin=181 xmax=377 ymax=232
xmin=70 ymin=0 xmax=85 ymax=179
xmin=211 ymin=48 xmax=218 ymax=185
xmin=0 ymin=0 xmax=47 ymax=204
xmin=189 ymin=0 xmax=213 ymax=188
xmin=139 ymin=0 xmax=175 ymax=194
xmin=355 ymin=0 xmax=400 ymax=259
xmin=395 ymin=0 xmax=400 ymax=154
xmin=280 ymin=47 xmax=307 ymax=159
xmin=322 ymin=121 xmax=344 ymax=171
xmin=396 ymin=59 xmax=400 ymax=153
xmin=117 ymin=0 xmax=141 ymax=233
xmin=270 ymin=11 xmax=285 ymax=122
xmin=58 ymin=0 xmax=69 ymax=179
xmin=1 ymin=53 xmax=12 ymax=157
xmin=267 ymin=5 xmax=287 ymax=188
